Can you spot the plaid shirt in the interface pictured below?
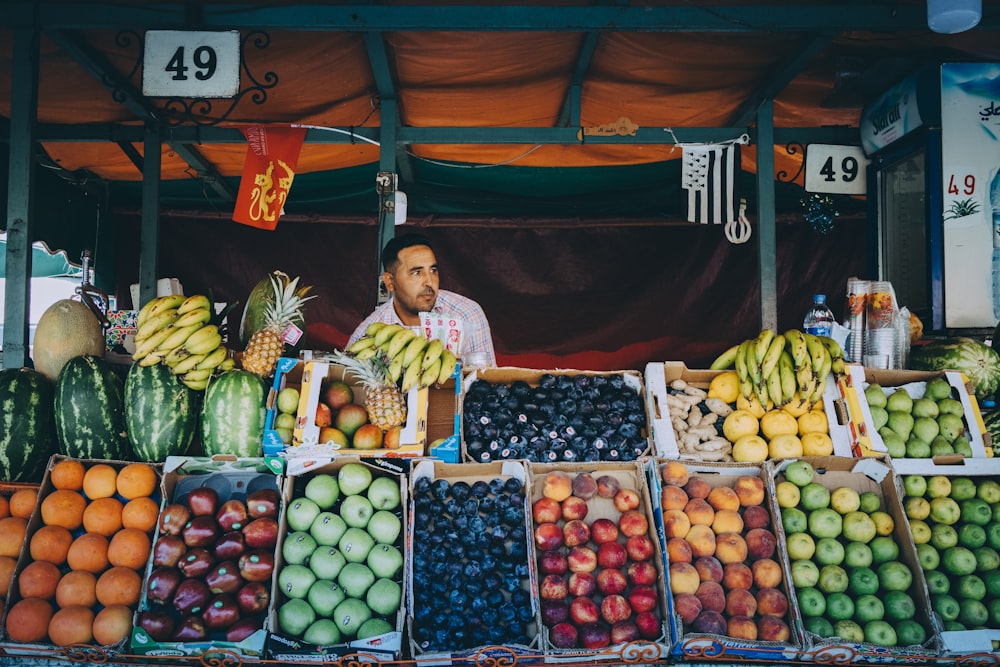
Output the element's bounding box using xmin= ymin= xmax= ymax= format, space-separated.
xmin=348 ymin=289 xmax=496 ymax=366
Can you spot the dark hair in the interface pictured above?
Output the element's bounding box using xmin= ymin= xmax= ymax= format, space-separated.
xmin=381 ymin=233 xmax=434 ymax=271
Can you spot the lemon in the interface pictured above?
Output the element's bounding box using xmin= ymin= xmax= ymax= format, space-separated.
xmin=801 ymin=432 xmax=834 ymax=456
xmin=760 ymin=409 xmax=799 ymax=440
xmin=784 ymin=393 xmax=811 ymax=417
xmin=768 ymin=433 xmax=804 ymax=459
xmin=736 ymin=394 xmax=766 ymax=419
xmin=708 ymin=371 xmax=740 ymax=404
xmin=798 ymin=410 xmax=829 ymax=436
xmin=732 ymin=434 xmax=769 ymax=462
xmin=775 ymin=481 xmax=801 ymax=508
xmin=722 ymin=409 xmax=760 ymax=442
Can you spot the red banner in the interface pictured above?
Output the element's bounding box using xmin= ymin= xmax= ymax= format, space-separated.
xmin=232 ymin=125 xmax=307 ymax=230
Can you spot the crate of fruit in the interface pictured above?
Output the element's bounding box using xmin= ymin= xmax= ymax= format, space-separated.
xmin=529 ymin=460 xmax=670 ymax=661
xmin=461 ymin=367 xmax=651 ymax=465
xmin=648 ymin=458 xmax=805 ymax=661
xmin=0 ymin=456 xmax=161 ymax=659
xmin=770 ymin=456 xmax=942 ymax=662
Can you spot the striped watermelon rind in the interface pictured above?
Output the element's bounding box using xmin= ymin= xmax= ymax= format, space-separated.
xmin=54 ymin=355 xmax=132 ymax=461
xmin=910 ymin=337 xmax=1000 ymax=400
xmin=0 ymin=367 xmax=59 ymax=483
xmin=201 ymin=370 xmax=266 ymax=458
xmin=125 ymin=363 xmax=199 ymax=462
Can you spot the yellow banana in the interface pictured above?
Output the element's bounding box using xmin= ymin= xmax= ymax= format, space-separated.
xmin=156 ymin=323 xmax=204 ymax=354
xmin=400 ymin=356 xmax=423 ymax=393
xmin=804 ymin=333 xmax=828 ymax=374
xmin=421 ymin=359 xmax=442 ymax=388
xmin=755 ymin=377 xmax=770 ymax=408
xmin=196 ymin=346 xmax=229 ymax=371
xmin=218 ymin=357 xmax=235 ymax=371
xmin=388 ymin=355 xmax=405 ymax=384
xmin=171 ymin=352 xmax=208 ymax=375
xmin=783 ymin=328 xmax=809 ymax=370
xmin=809 ymin=364 xmax=828 ymax=405
xmin=132 ymin=326 xmax=174 ymax=361
xmin=183 ymin=325 xmax=221 ymax=355
xmin=188 ymin=332 xmax=222 ymax=357
xmin=778 ymin=350 xmax=797 ymax=406
xmin=135 ymin=309 xmax=178 ymax=343
xmin=181 ymin=377 xmax=209 ymax=391
xmin=766 ymin=367 xmax=784 ymax=408
xmin=421 ymin=339 xmax=444 ymax=372
xmin=355 ymin=346 xmax=379 ymax=361
xmin=138 ymin=352 xmax=164 ymax=367
xmin=365 ymin=321 xmax=389 ymax=337
xmin=709 ymin=343 xmax=739 ymax=371
xmin=437 ymin=349 xmax=457 ymax=385
xmin=163 ymin=345 xmax=191 ymax=368
xmin=176 ymin=294 xmax=211 ymax=316
xmin=759 ymin=333 xmax=785 ymax=381
xmin=818 ymin=335 xmax=847 ymax=376
xmin=182 ymin=368 xmax=213 ymax=383
xmin=738 ymin=376 xmax=755 ymax=402
xmin=385 ymin=328 xmax=417 ymax=359
xmin=735 ymin=340 xmax=750 ymax=384
xmin=347 ymin=336 xmax=377 ymax=354
xmin=401 ymin=336 xmax=429 ymax=369
xmin=148 ymin=294 xmax=185 ymax=319
xmin=136 ymin=296 xmax=164 ymax=329
xmin=797 ymin=363 xmax=816 ymax=399
xmin=755 ymin=329 xmax=775 ymax=365
xmin=173 ymin=307 xmax=212 ymax=329
xmin=816 ymin=349 xmax=833 ymax=388
xmin=373 ymin=323 xmax=404 ymax=348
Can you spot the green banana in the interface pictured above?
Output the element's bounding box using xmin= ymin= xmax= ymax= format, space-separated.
xmin=388 ymin=356 xmax=405 ymax=384
xmin=401 ymin=336 xmax=429 ymax=369
xmin=347 ymin=336 xmax=377 ymax=354
xmin=709 ymin=343 xmax=739 ymax=371
xmin=176 ymin=294 xmax=211 ymax=316
xmin=738 ymin=376 xmax=754 ymax=402
xmin=783 ymin=328 xmax=809 ymax=370
xmin=156 ymin=323 xmax=204 ymax=354
xmin=766 ymin=367 xmax=784 ymax=408
xmin=134 ymin=309 xmax=178 ymax=343
xmin=755 ymin=377 xmax=770 ymax=408
xmin=437 ymin=349 xmax=457 ymax=385
xmin=365 ymin=321 xmax=389 ymax=337
xmin=196 ymin=346 xmax=229 ymax=371
xmin=400 ymin=357 xmax=423 ymax=393
xmin=171 ymin=352 xmax=208 ymax=375
xmin=754 ymin=328 xmax=775 ymax=365
xmin=778 ymin=350 xmax=797 ymax=406
xmin=746 ymin=339 xmax=763 ymax=386
xmin=384 ymin=328 xmax=417 ymax=359
xmin=421 ymin=339 xmax=445 ymax=372
xmin=173 ymin=307 xmax=212 ymax=329
xmin=373 ymin=323 xmax=404 ymax=348
xmin=421 ymin=359 xmax=442 ymax=388
xmin=818 ymin=335 xmax=847 ymax=376
xmin=218 ymin=357 xmax=235 ymax=371
xmin=184 ymin=325 xmax=222 ymax=355
xmin=735 ymin=340 xmax=750 ymax=384
xmin=759 ymin=333 xmax=785 ymax=381
xmin=181 ymin=377 xmax=209 ymax=391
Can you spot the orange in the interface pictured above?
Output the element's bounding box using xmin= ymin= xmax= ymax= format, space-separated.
xmin=18 ymin=560 xmax=61 ymax=600
xmin=0 ymin=555 xmax=17 ymax=597
xmin=49 ymin=460 xmax=86 ymax=490
xmin=82 ymin=464 xmax=119 ymax=500
xmin=8 ymin=488 xmax=38 ymax=519
xmin=82 ymin=497 xmax=124 ymax=537
xmin=92 ymin=604 xmax=133 ymax=646
xmin=29 ymin=524 xmax=73 ymax=565
xmin=121 ymin=496 xmax=159 ymax=532
xmin=0 ymin=494 xmax=10 ymax=518
xmin=95 ymin=566 xmax=141 ymax=607
xmin=4 ymin=597 xmax=54 ymax=643
xmin=107 ymin=527 xmax=151 ymax=570
xmin=0 ymin=516 xmax=27 ymax=557
xmin=116 ymin=463 xmax=157 ymax=499
xmin=66 ymin=532 xmax=109 ymax=574
xmin=40 ymin=489 xmax=87 ymax=530
xmin=55 ymin=570 xmax=97 ymax=609
xmin=48 ymin=605 xmax=95 ymax=646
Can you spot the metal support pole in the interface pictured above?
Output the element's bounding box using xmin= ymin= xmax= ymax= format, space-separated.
xmin=756 ymin=99 xmax=778 ymax=330
xmin=138 ymin=121 xmax=161 ymax=309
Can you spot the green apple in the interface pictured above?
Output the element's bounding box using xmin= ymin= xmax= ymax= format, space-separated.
xmin=357 ymin=617 xmax=394 ymax=640
xmin=957 ymin=574 xmax=987 ymax=601
xmin=305 ymin=474 xmax=340 ymax=509
xmin=279 ymin=597 xmax=317 ymax=638
xmin=864 ymin=620 xmax=897 ymax=646
xmin=808 ymin=508 xmax=843 ymax=539
xmin=842 ymin=511 xmax=877 ymax=543
xmin=906 ymin=496 xmax=931 ymax=520
xmin=877 ymin=561 xmax=913 ymax=592
xmin=784 ymin=460 xmax=815 ymax=487
xmin=991 ymin=598 xmax=1000 ymax=626
xmin=930 ymin=497 xmax=961 ymax=525
xmin=814 ymin=537 xmax=845 ymax=566
xmin=309 ymin=546 xmax=347 ymax=580
xmin=958 ymin=599 xmax=990 ymax=628
xmin=903 ymin=475 xmax=927 ymax=499
xmin=776 ymin=481 xmax=801 ymax=508
xmin=924 ymin=569 xmax=951 ymax=595
xmin=366 ymin=577 xmax=402 ymax=616
xmin=287 ymin=497 xmax=322 ymax=532
xmin=817 ymin=564 xmax=849 ymax=594
xmin=338 ymin=462 xmax=373 ymax=496
xmin=337 ymin=561 xmax=376 ymax=599
xmin=909 ymin=519 xmax=932 ymax=545
xmin=915 ymin=543 xmax=939 ymax=570
xmin=949 ymin=477 xmax=977 ymax=501
xmin=307 ymin=579 xmax=347 ymax=617
xmin=864 ymin=384 xmax=887 ymax=408
xmin=366 ymin=510 xmax=401 ymax=544
xmin=858 ymin=491 xmax=881 ymax=514
xmin=310 ymin=511 xmax=348 ymax=547
xmin=974 ymin=545 xmax=1000 ymax=572
xmin=832 ymin=619 xmax=865 ymax=643
xmin=988 ymin=522 xmax=1000 ymax=550
xmin=848 ymin=567 xmax=880 ymax=596
xmin=276 ymin=427 xmax=293 ymax=444
xmin=927 ymin=475 xmax=953 ymax=499
xmin=333 ymin=597 xmax=372 ymax=638
xmin=895 ymin=619 xmax=927 ymax=647
xmin=853 ymin=594 xmax=884 ymax=622
xmin=912 ymin=397 xmax=939 ymax=419
xmin=825 ymin=592 xmax=854 ymax=621
xmin=283 ymin=531 xmax=318 ymax=565
xmin=932 ymin=593 xmax=961 ymax=621
xmin=830 ymin=487 xmax=860 ymax=514
xmin=961 ymin=498 xmax=993 ymax=526
xmin=786 ymin=532 xmax=816 ymax=560
xmin=796 ymin=586 xmax=826 ymax=617
xmin=930 ymin=523 xmax=959 ymax=550
xmin=279 ymin=564 xmax=317 ymax=599
xmin=804 ymin=616 xmax=835 ymax=638
xmin=924 ymin=377 xmax=952 ymax=401
xmin=782 ymin=507 xmax=808 ymax=534
xmin=367 ymin=476 xmax=401 ymax=511
xmin=303 ymin=618 xmax=342 ymax=645
xmin=957 ymin=523 xmax=986 ymax=549
xmin=791 ymin=559 xmax=820 ymax=588
xmin=942 ymin=546 xmax=978 ymax=577
xmin=277 ymin=387 xmax=300 ymax=414
xmin=340 ymin=494 xmax=374 ymax=529
xmin=944 ymin=620 xmax=967 ymax=631
xmin=275 ymin=412 xmax=296 ymax=431
xmin=844 ymin=542 xmax=873 ymax=569
xmin=886 ymin=389 xmax=913 ymax=413
xmin=800 ymin=483 xmax=831 ymax=511
xmin=869 ymin=536 xmax=899 ymax=563
xmin=884 ymin=590 xmax=916 ymax=620
xmin=367 ymin=543 xmax=403 ymax=579
xmin=338 ymin=527 xmax=375 ymax=563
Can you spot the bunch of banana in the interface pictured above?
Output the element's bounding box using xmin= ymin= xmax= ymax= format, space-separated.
xmin=133 ymin=294 xmax=234 ymax=390
xmin=710 ymin=328 xmax=846 ymax=408
xmin=345 ymin=321 xmax=457 ymax=391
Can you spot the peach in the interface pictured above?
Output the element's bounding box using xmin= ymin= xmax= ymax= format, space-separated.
xmin=540 ymin=574 xmax=569 ymax=600
xmin=562 ymin=519 xmax=590 ymax=547
xmin=542 ymin=471 xmax=573 ymax=501
xmin=756 ymin=614 xmax=790 ymax=642
xmin=745 ymin=528 xmax=777 ymax=561
xmin=625 ymin=534 xmax=655 ymax=562
xmin=660 ymin=485 xmax=689 ymax=511
xmin=669 ymin=562 xmax=701 ymax=595
xmin=666 ymin=537 xmax=693 ymax=564
xmin=673 ymin=592 xmax=702 ymax=625
xmin=707 ymin=487 xmax=741 ymax=512
xmin=611 ymin=619 xmax=641 ymax=645
xmin=568 ymin=571 xmax=598 ymax=598
xmin=596 ymin=475 xmax=620 ymax=498
xmin=601 ymin=594 xmax=633 ymax=625
xmin=567 ymin=546 xmax=598 ymax=573
xmin=597 ymin=541 xmax=628 ymax=569
xmin=684 ymin=477 xmax=711 ymax=499
xmin=734 ymin=476 xmax=765 ymax=507
xmin=684 ymin=498 xmax=715 ymax=526
xmin=695 ymin=580 xmax=726 ymax=614
xmin=662 ymin=509 xmax=691 ymax=539
xmin=627 ymin=560 xmax=658 ymax=587
xmin=751 ymin=558 xmax=783 ymax=589
xmin=590 ymin=518 xmax=619 ymax=544
xmin=714 ymin=532 xmax=748 ymax=565
xmin=561 ymin=496 xmax=589 ymax=522
xmin=741 ymin=504 xmax=771 ymax=530
xmin=535 ymin=522 xmax=564 ymax=551
xmin=538 ymin=550 xmax=568 ymax=575
xmin=756 ymin=587 xmax=788 ymax=617
xmin=533 ymin=497 xmax=562 ymax=524
xmin=619 ymin=509 xmax=649 ymax=537
xmin=684 ymin=524 xmax=717 ymax=558
xmin=571 ymin=473 xmax=598 ymax=500
xmin=725 ymin=588 xmax=758 ymax=617
xmin=722 ymin=562 xmax=753 ymax=590
xmin=597 ymin=568 xmax=628 ymax=596
xmin=613 ymin=488 xmax=640 ymax=513
xmin=711 ymin=509 xmax=744 ymax=535
xmin=727 ymin=615 xmax=758 ymax=641
xmin=691 ymin=609 xmax=727 ymax=635
xmin=660 ymin=461 xmax=690 ymax=487
xmin=694 ymin=556 xmax=724 ymax=583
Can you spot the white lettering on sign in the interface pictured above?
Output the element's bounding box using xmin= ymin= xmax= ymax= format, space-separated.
xmin=143 ymin=30 xmax=240 ymax=98
xmin=805 ymin=144 xmax=870 ymax=195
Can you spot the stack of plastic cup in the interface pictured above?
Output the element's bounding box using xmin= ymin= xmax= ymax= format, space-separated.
xmin=845 ymin=278 xmax=870 ymax=363
xmin=864 ymin=281 xmax=897 ymax=368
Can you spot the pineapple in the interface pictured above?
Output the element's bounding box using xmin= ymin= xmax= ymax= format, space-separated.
xmin=331 ymin=352 xmax=407 ymax=430
xmin=242 ymin=273 xmax=315 ymax=378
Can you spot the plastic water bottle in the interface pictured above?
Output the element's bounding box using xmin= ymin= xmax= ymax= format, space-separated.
xmin=804 ymin=294 xmax=835 ymax=338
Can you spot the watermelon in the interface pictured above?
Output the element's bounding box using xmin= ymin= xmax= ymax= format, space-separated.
xmin=0 ymin=368 xmax=59 ymax=482
xmin=125 ymin=363 xmax=199 ymax=462
xmin=909 ymin=337 xmax=1000 ymax=400
xmin=54 ymin=355 xmax=131 ymax=460
xmin=201 ymin=370 xmax=266 ymax=458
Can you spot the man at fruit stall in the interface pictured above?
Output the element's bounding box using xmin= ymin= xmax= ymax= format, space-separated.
xmin=348 ymin=233 xmax=497 ymax=366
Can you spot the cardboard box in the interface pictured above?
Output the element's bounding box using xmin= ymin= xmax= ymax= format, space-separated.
xmin=647 ymin=459 xmax=804 ymax=661
xmin=407 ymin=459 xmax=542 ymax=664
xmin=0 ymin=456 xmax=161 ymax=659
xmin=461 ymin=367 xmax=651 ymax=464
xmin=840 ymin=365 xmax=990 ymax=462
xmin=645 ymin=362 xmax=853 ymax=459
xmin=528 ymin=461 xmax=670 ymax=662
xmin=267 ymin=457 xmax=406 ymax=661
xmin=129 ymin=456 xmax=282 ymax=659
xmin=770 ymin=456 xmax=943 ymax=661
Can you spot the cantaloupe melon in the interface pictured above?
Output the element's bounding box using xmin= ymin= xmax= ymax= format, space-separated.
xmin=32 ymin=299 xmax=105 ymax=382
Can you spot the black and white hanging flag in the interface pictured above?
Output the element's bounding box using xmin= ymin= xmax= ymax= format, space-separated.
xmin=682 ymin=144 xmax=739 ymax=225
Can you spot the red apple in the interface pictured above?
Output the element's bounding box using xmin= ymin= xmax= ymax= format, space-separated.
xmin=158 ymin=503 xmax=191 ymax=536
xmin=153 ymin=534 xmax=187 ymax=567
xmin=182 ymin=515 xmax=219 ymax=548
xmin=243 ymin=517 xmax=279 ymax=550
xmin=238 ymin=550 xmax=275 ymax=582
xmin=186 ymin=487 xmax=219 ymax=517
xmin=245 ymin=488 xmax=280 ymax=520
xmin=202 ymin=594 xmax=241 ymax=630
xmin=236 ymin=581 xmax=270 ymax=615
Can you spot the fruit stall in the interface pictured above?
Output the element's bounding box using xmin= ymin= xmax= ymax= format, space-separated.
xmin=4 ymin=287 xmax=1000 ymax=667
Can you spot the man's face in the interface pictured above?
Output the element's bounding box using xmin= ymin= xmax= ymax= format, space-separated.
xmin=384 ymin=244 xmax=439 ymax=318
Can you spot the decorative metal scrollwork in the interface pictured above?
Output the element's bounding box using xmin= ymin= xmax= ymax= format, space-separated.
xmin=777 ymin=142 xmax=807 ymax=184
xmin=61 ymin=643 xmax=111 ymax=662
xmin=199 ymin=648 xmax=245 ymax=667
